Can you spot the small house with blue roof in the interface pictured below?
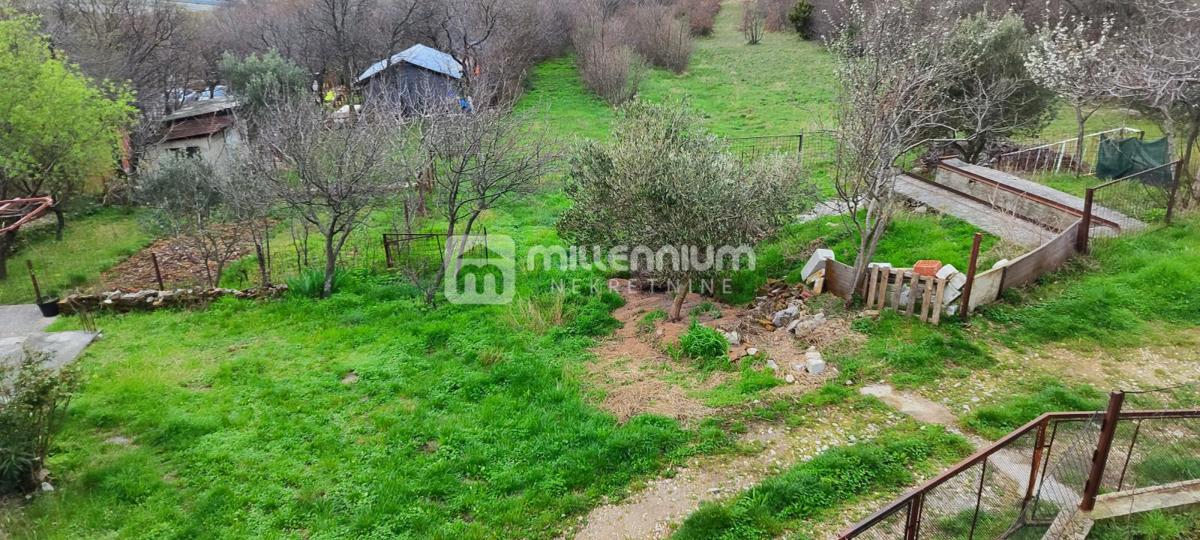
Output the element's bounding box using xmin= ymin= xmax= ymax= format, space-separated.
xmin=356 ymin=44 xmax=468 ymax=114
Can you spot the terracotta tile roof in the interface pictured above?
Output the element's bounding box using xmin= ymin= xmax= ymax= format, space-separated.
xmin=164 ymin=114 xmax=235 ymax=141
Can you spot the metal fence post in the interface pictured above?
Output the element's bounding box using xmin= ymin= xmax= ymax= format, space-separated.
xmin=151 ymin=252 xmax=165 ymax=290
xmin=1081 ymin=391 xmax=1125 ymax=512
xmin=1022 ymin=420 xmax=1049 ymax=510
xmin=1076 ymin=189 xmax=1094 ymax=254
xmin=959 ymin=232 xmax=982 ymax=322
xmin=904 ymin=492 xmax=924 ymax=540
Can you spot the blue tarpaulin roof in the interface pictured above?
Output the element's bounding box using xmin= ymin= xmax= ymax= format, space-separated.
xmin=357 ymin=44 xmax=463 ymax=83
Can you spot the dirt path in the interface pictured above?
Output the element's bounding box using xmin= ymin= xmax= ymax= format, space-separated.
xmin=573 ymin=407 xmax=900 ymax=539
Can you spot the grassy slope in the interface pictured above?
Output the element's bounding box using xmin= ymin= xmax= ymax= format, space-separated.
xmin=0 ymin=210 xmax=150 ymax=305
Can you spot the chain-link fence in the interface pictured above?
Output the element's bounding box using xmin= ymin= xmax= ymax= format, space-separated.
xmin=841 ymin=390 xmax=1200 ymax=540
xmin=1087 ymin=161 xmax=1181 ymax=236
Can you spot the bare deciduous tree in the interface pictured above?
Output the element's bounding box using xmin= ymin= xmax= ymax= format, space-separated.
xmin=741 ymin=0 xmax=766 ymax=44
xmin=829 ymin=1 xmax=961 ymax=302
xmin=421 ymin=107 xmax=557 ymax=305
xmin=138 ymin=156 xmax=244 ymax=288
xmin=246 ymin=100 xmax=414 ymax=297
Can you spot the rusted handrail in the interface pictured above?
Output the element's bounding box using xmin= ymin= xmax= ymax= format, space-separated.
xmin=840 ymin=408 xmax=1200 ymax=539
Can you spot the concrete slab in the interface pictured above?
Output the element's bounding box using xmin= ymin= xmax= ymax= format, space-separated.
xmin=894 ymin=175 xmax=1058 ymax=247
xmin=0 ymin=304 xmax=54 ymax=339
xmin=860 ymin=384 xmax=960 ymax=426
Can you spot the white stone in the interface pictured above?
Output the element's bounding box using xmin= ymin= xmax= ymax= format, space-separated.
xmin=723 ymin=331 xmax=741 ymax=345
xmin=40 ymin=482 xmax=54 ymax=492
xmin=804 ymin=348 xmax=826 ymax=375
xmin=766 ymin=359 xmax=779 ymax=371
xmin=785 ymin=374 xmax=796 ymax=384
xmin=746 ymin=347 xmax=759 ymax=356
xmin=991 ymin=259 xmax=1010 ymax=270
xmin=801 ymin=249 xmax=836 ymax=281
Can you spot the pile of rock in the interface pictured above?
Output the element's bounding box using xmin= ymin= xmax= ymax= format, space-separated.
xmin=57 ymin=285 xmax=288 ymax=315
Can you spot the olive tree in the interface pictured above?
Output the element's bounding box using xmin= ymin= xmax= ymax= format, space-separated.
xmin=559 ymin=100 xmax=812 ymax=321
xmin=942 ymin=12 xmax=1056 ymax=163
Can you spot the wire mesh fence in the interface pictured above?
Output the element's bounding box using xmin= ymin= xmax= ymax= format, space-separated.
xmin=726 ymin=131 xmax=839 ymax=182
xmin=1088 ymin=161 xmax=1181 ymax=235
xmin=841 ymin=393 xmax=1200 ymax=540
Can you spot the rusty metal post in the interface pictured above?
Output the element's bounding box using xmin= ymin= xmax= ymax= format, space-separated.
xmin=26 ymin=259 xmax=42 ymax=302
xmin=959 ymin=232 xmax=983 ymax=322
xmin=903 ymin=492 xmax=924 ymax=540
xmin=1022 ymin=420 xmax=1049 ymax=509
xmin=1076 ymin=189 xmax=1095 ymax=254
xmin=151 ymin=252 xmax=165 ymax=290
xmin=1081 ymin=391 xmax=1125 ymax=511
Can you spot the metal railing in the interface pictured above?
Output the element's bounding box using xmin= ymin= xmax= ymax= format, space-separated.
xmin=840 ymin=392 xmax=1200 ymax=540
xmin=993 ymin=128 xmax=1144 ymax=176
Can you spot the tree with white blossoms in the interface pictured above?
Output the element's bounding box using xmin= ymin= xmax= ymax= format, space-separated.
xmin=1026 ymin=15 xmax=1120 ymax=173
xmin=1105 ymin=0 xmax=1200 ymax=207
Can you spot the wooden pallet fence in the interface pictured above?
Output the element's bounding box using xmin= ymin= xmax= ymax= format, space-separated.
xmin=863 ymin=265 xmax=948 ymax=325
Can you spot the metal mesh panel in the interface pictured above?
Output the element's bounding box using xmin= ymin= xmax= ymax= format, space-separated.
xmin=847 ymin=501 xmax=910 ymax=540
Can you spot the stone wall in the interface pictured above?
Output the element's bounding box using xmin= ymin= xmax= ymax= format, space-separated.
xmin=57 ymin=286 xmax=288 ymax=315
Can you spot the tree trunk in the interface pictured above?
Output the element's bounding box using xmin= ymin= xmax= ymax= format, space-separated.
xmin=52 ymin=205 xmax=65 ymax=241
xmin=1183 ymin=115 xmax=1199 ymax=208
xmin=254 ymin=233 xmax=270 ymax=287
xmin=669 ymin=279 xmax=690 ymax=321
xmin=1073 ymin=104 xmax=1087 ymax=176
xmin=322 ymin=233 xmax=338 ymax=298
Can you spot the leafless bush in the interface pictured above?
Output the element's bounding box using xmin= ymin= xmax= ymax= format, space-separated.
xmin=573 ymin=1 xmax=647 ymax=104
xmin=742 ymin=0 xmax=766 ymax=44
xmin=620 ymin=4 xmax=693 ymax=73
xmin=676 ymin=0 xmax=721 ymax=36
xmin=763 ymin=0 xmax=793 ymax=31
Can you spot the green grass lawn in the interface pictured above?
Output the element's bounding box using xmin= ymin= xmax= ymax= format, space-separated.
xmin=3 ymin=272 xmax=737 ymax=538
xmin=0 ymin=210 xmax=150 ymax=305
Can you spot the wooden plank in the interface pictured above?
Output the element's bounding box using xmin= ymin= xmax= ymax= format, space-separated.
xmin=813 ymin=276 xmax=824 ymax=295
xmin=931 ymin=278 xmax=946 ymax=325
xmin=904 ymin=272 xmax=918 ymax=317
xmin=920 ymin=275 xmax=933 ymax=322
xmin=866 ymin=266 xmax=880 ymax=309
xmin=892 ymin=270 xmax=903 ymax=313
xmin=877 ymin=270 xmax=891 ymax=308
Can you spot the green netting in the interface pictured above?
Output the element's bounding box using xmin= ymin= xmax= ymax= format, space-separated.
xmin=1096 ymin=135 xmax=1172 ymax=186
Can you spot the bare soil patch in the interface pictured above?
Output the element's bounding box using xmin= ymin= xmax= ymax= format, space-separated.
xmin=101 ymin=224 xmax=259 ymax=290
xmin=587 ymin=281 xmax=845 ymax=422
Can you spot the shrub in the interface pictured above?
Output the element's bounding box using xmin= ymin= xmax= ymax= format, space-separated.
xmin=676 ymin=0 xmax=720 ymax=36
xmin=621 ymin=4 xmax=693 ymax=73
xmin=576 ymin=40 xmax=646 ymax=105
xmin=0 ymin=356 xmax=80 ymax=494
xmin=288 ymin=268 xmax=343 ymax=298
xmin=741 ymin=0 xmax=766 ymax=45
xmin=788 ymin=0 xmax=814 ymax=38
xmin=678 ymin=321 xmax=731 ymax=370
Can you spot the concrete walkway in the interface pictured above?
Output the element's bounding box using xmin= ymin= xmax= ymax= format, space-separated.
xmin=893 ymin=175 xmax=1058 ymax=247
xmin=0 ymin=304 xmax=96 ymax=372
